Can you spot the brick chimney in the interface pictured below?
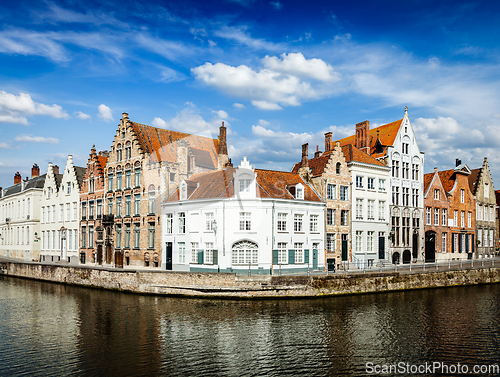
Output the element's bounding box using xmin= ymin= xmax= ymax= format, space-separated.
xmin=31 ymin=163 xmax=40 ymax=178
xmin=218 ymin=121 xmax=230 ymax=169
xmin=53 ymin=165 xmax=59 ymax=175
xmin=325 ymin=132 xmax=332 ymax=152
xmin=14 ymin=172 xmax=22 ymax=185
xmin=356 ymin=120 xmax=370 ymax=154
xmin=314 ymin=145 xmax=321 ymax=158
xmin=455 ymin=159 xmax=462 ymax=167
xmin=300 ymin=143 xmax=309 ymax=168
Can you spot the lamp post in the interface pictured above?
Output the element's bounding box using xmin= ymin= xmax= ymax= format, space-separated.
xmin=60 ymin=226 xmax=67 ymax=262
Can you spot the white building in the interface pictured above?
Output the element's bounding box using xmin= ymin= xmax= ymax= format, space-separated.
xmin=344 ymin=144 xmax=391 ymax=268
xmin=0 ymin=165 xmax=45 ymax=261
xmin=40 ymin=156 xmax=85 ymax=263
xmin=161 ymin=158 xmax=325 ymax=274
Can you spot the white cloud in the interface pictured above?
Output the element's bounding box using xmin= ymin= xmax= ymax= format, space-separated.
xmin=15 ymin=134 xmax=59 ymax=144
xmin=192 ymin=55 xmax=336 ymax=110
xmin=0 ymin=90 xmax=69 ymax=125
xmin=213 ymin=26 xmax=284 ymax=51
xmin=97 ymin=104 xmax=113 ymax=122
xmin=212 ymin=110 xmax=229 ymax=119
xmin=0 ymin=142 xmax=12 ymax=149
xmin=151 ymin=107 xmax=229 ymax=135
xmin=75 ymin=111 xmax=91 ymax=120
xmin=258 ymin=119 xmax=270 ymax=126
xmin=270 ymin=1 xmax=283 ymax=10
xmin=233 ymin=103 xmax=245 ymax=109
xmin=263 ymin=52 xmax=339 ymax=81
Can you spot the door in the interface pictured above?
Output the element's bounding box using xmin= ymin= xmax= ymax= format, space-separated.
xmin=115 ymin=251 xmax=123 ymax=268
xmin=403 ymin=250 xmax=411 ymax=264
xmin=165 ymin=242 xmax=173 ymax=270
xmin=378 ymin=235 xmax=385 ymax=260
xmin=341 ymin=234 xmax=348 ymax=261
xmin=97 ymin=245 xmax=103 ymax=265
xmin=425 ymin=231 xmax=436 ymax=262
xmin=327 ymin=258 xmax=336 ymax=272
xmin=312 ymin=249 xmax=318 ymax=269
xmin=106 ymin=244 xmax=112 ymax=264
xmin=412 ymin=233 xmax=419 ymax=259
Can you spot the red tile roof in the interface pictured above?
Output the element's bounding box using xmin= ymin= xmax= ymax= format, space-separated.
xmin=166 ymin=168 xmax=322 ymax=202
xmin=437 ymin=169 xmax=457 ymax=193
xmin=341 ymin=144 xmax=385 ymax=166
xmin=129 ymin=121 xmax=219 ymax=168
xmin=423 ymin=172 xmax=435 ymax=194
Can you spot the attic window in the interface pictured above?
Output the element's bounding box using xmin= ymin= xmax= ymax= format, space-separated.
xmin=296 ymin=187 xmax=304 ymax=200
xmin=239 ymin=179 xmax=252 ymax=193
xmin=180 ymin=182 xmax=187 ymax=200
xmin=336 ymin=162 xmax=341 ymax=174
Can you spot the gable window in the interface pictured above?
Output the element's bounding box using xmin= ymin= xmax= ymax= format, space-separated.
xmin=392 ymin=160 xmax=399 ymax=178
xmin=125 ymin=141 xmax=131 ymax=160
xmin=239 ymin=179 xmax=252 ymax=193
xmin=356 ymin=176 xmax=363 ymax=188
xmin=310 ymin=214 xmax=319 ymax=232
xmin=179 ymin=213 xmax=186 ymax=234
xmin=336 ymin=162 xmax=341 ymax=174
xmin=277 ymin=213 xmax=287 ymax=231
xmin=67 ymin=182 xmax=71 ymax=195
xmin=434 ymin=189 xmax=439 ymax=200
xmin=239 ymin=212 xmax=251 ymax=231
xmin=340 ymin=186 xmax=348 ymax=201
xmin=367 ymin=178 xmax=375 ymax=190
xmin=295 ymin=186 xmax=304 ymax=199
xmin=89 ymin=179 xmax=95 ymax=193
xmin=116 ymin=145 xmax=122 ymax=162
xmin=294 ymin=214 xmax=303 ymax=232
xmin=327 ymin=208 xmax=335 ymax=226
xmin=327 ymin=184 xmax=336 ymax=200
xmin=460 ymin=189 xmax=465 ymax=203
xmin=484 ymin=182 xmax=489 ymax=199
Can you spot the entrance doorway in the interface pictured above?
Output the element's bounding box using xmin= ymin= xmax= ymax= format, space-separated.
xmin=425 ymin=231 xmax=436 ymax=262
xmin=403 ymin=250 xmax=411 ymax=264
xmin=378 ymin=233 xmax=385 ymax=260
xmin=341 ymin=234 xmax=348 ymax=261
xmin=392 ymin=252 xmax=400 ymax=264
xmin=412 ymin=232 xmax=419 ymax=259
xmin=165 ymin=242 xmax=173 ymax=270
xmin=327 ymin=258 xmax=336 ymax=272
xmin=97 ymin=245 xmax=103 ymax=265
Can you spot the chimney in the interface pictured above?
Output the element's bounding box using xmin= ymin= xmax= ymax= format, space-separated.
xmin=99 ymin=151 xmax=109 ymax=157
xmin=53 ymin=165 xmax=59 ymax=175
xmin=356 ymin=120 xmax=370 ymax=154
xmin=14 ymin=172 xmax=22 ymax=185
xmin=434 ymin=167 xmax=438 ymax=172
xmin=455 ymin=159 xmax=461 ymax=167
xmin=325 ymin=132 xmax=332 ymax=152
xmin=300 ymin=143 xmax=309 ymax=168
xmin=31 ymin=163 xmax=40 ymax=178
xmin=314 ymin=145 xmax=322 ymax=158
xmin=0 ymin=187 xmax=2 ymax=198
xmin=217 ymin=121 xmax=230 ymax=169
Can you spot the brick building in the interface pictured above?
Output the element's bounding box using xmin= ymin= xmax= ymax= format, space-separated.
xmin=101 ymin=113 xmax=228 ymax=268
xmin=468 ymin=157 xmax=496 ymax=258
xmin=79 ymin=145 xmax=109 ymax=265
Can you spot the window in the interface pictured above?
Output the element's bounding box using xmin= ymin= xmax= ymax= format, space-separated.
xmin=89 ymin=201 xmax=95 ymax=219
xmin=356 ymin=199 xmax=363 ymax=220
xmin=442 ymin=232 xmax=447 ymax=252
xmin=232 ymin=240 xmax=258 ymax=265
xmin=134 ymin=194 xmax=140 ymax=215
xmin=367 ymin=200 xmax=374 ymax=220
xmin=125 ymin=196 xmax=131 ymax=216
xmin=134 ymin=167 xmax=141 ymax=187
xmin=294 ymin=243 xmax=304 ymax=263
xmin=277 ymin=213 xmax=287 ymax=231
xmin=116 ymin=197 xmax=122 ymax=217
xmin=179 ymin=213 xmax=186 ymax=234
xmin=125 ymin=170 xmax=131 ymax=189
xmin=426 ymin=207 xmax=431 ymax=225
xmin=402 ymin=142 xmax=409 ymax=154
xmin=392 ymin=186 xmax=399 ymax=205
xmin=454 ymin=210 xmax=458 ymax=227
xmin=42 ymin=207 xmax=45 ymax=223
xmin=108 ymin=174 xmax=113 ymax=191
xmin=434 ymin=208 xmax=439 ymax=226
xmin=134 ymin=224 xmax=140 ymax=248
xmin=356 ymin=176 xmax=363 ymax=188
xmin=239 ymin=212 xmax=251 ymax=231
xmin=440 ymin=208 xmax=447 ymax=226
xmin=82 ymin=202 xmax=87 ymax=219
xmin=89 ymin=226 xmax=94 ymax=246
xmin=468 ymin=212 xmax=472 ymax=228
xmin=81 ymin=227 xmax=86 ymax=248
xmin=341 ymin=210 xmax=348 ymax=226
xmin=74 ymin=229 xmax=78 ymax=250
xmin=148 ymin=186 xmax=155 ymax=214
xmin=295 ymin=186 xmax=304 ymax=199
xmin=460 ymin=189 xmax=465 ymax=203
xmin=327 ymin=209 xmax=335 ymax=226
xmin=434 ymin=189 xmax=439 ymax=200
xmin=277 ymin=242 xmax=287 ymax=264
xmin=148 ymin=223 xmax=155 ymax=248
xmin=117 ymin=146 xmax=122 ymax=161
xmin=89 ymin=179 xmax=95 ymax=193
xmin=66 ymin=203 xmax=71 ymax=221
xmin=485 ymin=206 xmax=488 ymax=221
xmin=108 ymin=198 xmax=113 ymax=215
xmin=125 ymin=142 xmax=131 ymax=160
xmin=378 ymin=201 xmax=385 ymax=221
xmin=392 ymin=160 xmax=399 ymax=177
xmin=179 ymin=242 xmax=186 ymax=264
xmin=355 ymin=231 xmax=362 ymax=252
xmin=403 ymin=187 xmax=409 ymax=206
xmin=490 ymin=207 xmax=494 ymax=222
xmin=327 ymin=184 xmax=336 ymax=200
xmin=294 ymin=214 xmax=303 ymax=232
xmin=461 ymin=211 xmax=465 ymax=227
xmin=340 ymin=186 xmax=348 ymax=201
xmin=367 ymin=178 xmax=375 ymax=190
xmin=367 ymin=231 xmax=374 ymax=252
xmin=204 ymin=242 xmax=214 ymax=264
xmin=403 ymin=162 xmax=409 ymax=179
xmin=326 ymin=234 xmax=335 ymax=252
xmin=125 ymin=224 xmax=130 ymax=248
xmin=52 ymin=205 xmax=56 ymax=222
xmin=412 ymin=189 xmax=419 ymax=207
xmin=191 ymin=242 xmax=199 ymax=263
xmin=239 ymin=179 xmax=252 ymax=193
xmin=73 ymin=202 xmax=77 ymax=220
xmin=117 ymin=172 xmax=122 ymax=190
xmin=310 ymin=214 xmax=319 ymax=232
xmin=67 ymin=182 xmax=71 ymax=195
xmin=165 ymin=213 xmax=173 ymax=234
xmin=490 ymin=229 xmax=494 ymax=247
xmin=206 ymin=212 xmax=214 ymax=231
xmin=336 ymin=162 xmax=341 ymax=174
xmin=379 ymin=179 xmax=385 ymax=191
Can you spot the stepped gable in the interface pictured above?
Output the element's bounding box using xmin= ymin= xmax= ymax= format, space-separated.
xmin=336 ymin=119 xmax=403 ymax=158
xmin=292 ymin=153 xmax=331 ymax=177
xmin=468 ymin=168 xmax=481 ymax=195
xmin=166 ymin=167 xmax=321 ymax=202
xmin=129 ymin=121 xmax=219 ymax=167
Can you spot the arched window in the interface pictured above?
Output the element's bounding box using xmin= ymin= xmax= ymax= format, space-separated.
xmin=116 ymin=144 xmax=122 ymax=162
xmin=125 ymin=141 xmax=131 ymax=160
xmin=231 ymin=240 xmax=258 ymax=265
xmin=134 ymin=162 xmax=141 ymax=187
xmin=336 ymin=162 xmax=341 ymax=174
xmin=148 ymin=185 xmax=155 ymax=214
xmin=125 ymin=164 xmax=131 ymax=189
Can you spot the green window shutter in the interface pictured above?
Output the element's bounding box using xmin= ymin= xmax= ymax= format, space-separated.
xmin=213 ymin=249 xmax=218 ymax=265
xmin=304 ymin=249 xmax=309 ymax=264
xmin=197 ymin=249 xmax=204 ymax=264
xmin=272 ymin=250 xmax=278 ymax=265
xmin=288 ymin=249 xmax=295 ymax=264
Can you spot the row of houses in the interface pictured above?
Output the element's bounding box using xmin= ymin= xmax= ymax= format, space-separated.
xmin=0 ymin=109 xmax=497 ymax=273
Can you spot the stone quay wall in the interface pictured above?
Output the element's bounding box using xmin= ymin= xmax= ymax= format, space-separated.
xmin=1 ymin=259 xmax=499 ymax=299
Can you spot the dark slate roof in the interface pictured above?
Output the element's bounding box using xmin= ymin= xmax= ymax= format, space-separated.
xmin=2 ymin=174 xmax=47 ymax=198
xmin=468 ymin=168 xmax=481 ymax=195
xmin=74 ymin=166 xmax=87 ymax=189
xmin=191 ymin=147 xmax=216 ymax=169
xmin=54 ymin=173 xmax=63 ymax=190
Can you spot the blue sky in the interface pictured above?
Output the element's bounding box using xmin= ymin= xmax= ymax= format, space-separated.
xmin=1 ymin=0 xmax=500 ymax=188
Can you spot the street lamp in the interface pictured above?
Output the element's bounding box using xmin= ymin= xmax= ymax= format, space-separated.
xmin=60 ymin=226 xmax=67 ymax=262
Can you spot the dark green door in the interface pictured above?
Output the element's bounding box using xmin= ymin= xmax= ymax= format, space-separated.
xmin=378 ymin=236 xmax=385 ymax=259
xmin=341 ymin=240 xmax=348 ymax=261
xmin=313 ymin=249 xmax=318 ymax=269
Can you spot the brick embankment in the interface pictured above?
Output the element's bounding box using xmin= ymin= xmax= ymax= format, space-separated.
xmin=1 ymin=258 xmax=499 ymax=299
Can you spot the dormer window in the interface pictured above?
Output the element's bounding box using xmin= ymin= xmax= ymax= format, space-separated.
xmin=294 ymin=183 xmax=304 ymax=200
xmin=239 ymin=179 xmax=252 ymax=193
xmin=180 ymin=181 xmax=187 ymax=200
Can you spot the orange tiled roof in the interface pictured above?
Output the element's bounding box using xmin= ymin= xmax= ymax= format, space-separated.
xmin=468 ymin=168 xmax=481 ymax=195
xmin=166 ymin=167 xmax=321 ymax=202
xmin=423 ymin=172 xmax=435 ymax=194
xmin=97 ymin=155 xmax=108 ymax=170
xmin=335 ymin=119 xmax=403 ymax=158
xmin=129 ymin=121 xmax=219 ymax=167
xmin=291 ymin=153 xmax=331 ymax=177
xmin=341 ymin=144 xmax=385 ymax=166
xmin=437 ymin=169 xmax=457 ymax=193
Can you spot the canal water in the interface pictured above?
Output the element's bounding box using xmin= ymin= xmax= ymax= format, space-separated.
xmin=1 ymin=276 xmax=499 ymax=376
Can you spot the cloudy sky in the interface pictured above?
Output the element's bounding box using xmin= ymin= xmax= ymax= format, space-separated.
xmin=1 ymin=0 xmax=500 ymax=187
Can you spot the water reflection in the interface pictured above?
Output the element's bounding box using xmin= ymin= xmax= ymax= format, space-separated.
xmin=1 ymin=276 xmax=499 ymax=376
